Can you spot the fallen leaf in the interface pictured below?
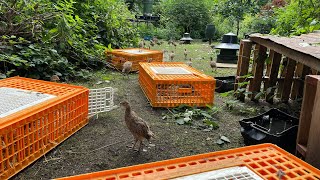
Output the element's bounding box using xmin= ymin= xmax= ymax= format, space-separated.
xmin=215 ymin=139 xmax=224 ymax=145
xmin=176 ymin=118 xmax=184 ymax=125
xmin=220 ymin=135 xmax=231 ymax=143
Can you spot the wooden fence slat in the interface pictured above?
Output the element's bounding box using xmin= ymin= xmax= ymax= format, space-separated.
xmin=290 ymin=63 xmax=304 ymax=100
xmin=265 ymin=50 xmax=282 ymax=103
xmin=281 ymin=58 xmax=297 ymax=102
xmin=298 ymin=65 xmax=311 ymax=97
xmin=235 ymin=40 xmax=252 ymax=101
xmin=277 ymin=58 xmax=288 ymax=98
xmin=248 ymin=44 xmax=267 ymax=101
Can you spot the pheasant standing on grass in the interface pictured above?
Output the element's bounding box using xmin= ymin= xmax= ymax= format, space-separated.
xmin=210 ymin=57 xmax=217 ymax=72
xmin=120 ymin=101 xmax=155 ymax=152
xmin=169 ymin=51 xmax=175 ymax=61
xmin=186 ymin=58 xmax=192 ymax=67
xmin=172 ymin=41 xmax=177 ymax=49
xmin=122 ymin=61 xmax=132 ymax=79
xmin=184 ymin=49 xmax=188 ymax=60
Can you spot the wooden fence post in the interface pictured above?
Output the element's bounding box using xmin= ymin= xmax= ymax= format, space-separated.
xmin=264 ymin=50 xmax=282 ymax=103
xmin=248 ymin=44 xmax=267 ymax=101
xmin=235 ymin=39 xmax=252 ymax=102
xmin=281 ymin=58 xmax=296 ymax=102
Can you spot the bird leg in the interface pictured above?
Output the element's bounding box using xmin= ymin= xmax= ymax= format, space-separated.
xmin=138 ymin=140 xmax=145 ymax=152
xmin=127 ymin=139 xmax=138 ymax=149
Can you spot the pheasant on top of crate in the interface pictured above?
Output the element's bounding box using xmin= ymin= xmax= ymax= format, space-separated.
xmin=105 ymin=48 xmax=163 ymax=71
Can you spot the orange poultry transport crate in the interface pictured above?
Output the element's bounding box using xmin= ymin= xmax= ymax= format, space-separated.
xmin=139 ymin=62 xmax=215 ymax=107
xmin=56 ymin=143 xmax=320 ymax=180
xmin=105 ymin=48 xmax=163 ymax=71
xmin=0 ymin=77 xmax=89 ymax=179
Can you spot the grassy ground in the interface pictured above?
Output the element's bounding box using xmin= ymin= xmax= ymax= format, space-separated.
xmin=12 ymin=40 xmax=300 ymax=179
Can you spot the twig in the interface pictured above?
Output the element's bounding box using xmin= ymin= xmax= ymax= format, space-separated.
xmin=65 ymin=140 xmax=128 ymax=154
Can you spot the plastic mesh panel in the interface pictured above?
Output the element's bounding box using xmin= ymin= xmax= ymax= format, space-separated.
xmin=0 ymin=87 xmax=56 ymax=118
xmin=88 ymin=87 xmax=115 ymax=116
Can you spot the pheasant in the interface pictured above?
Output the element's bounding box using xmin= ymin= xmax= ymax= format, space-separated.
xmin=120 ymin=101 xmax=155 ymax=152
xmin=210 ymin=57 xmax=217 ymax=72
xmin=122 ymin=61 xmax=132 ymax=79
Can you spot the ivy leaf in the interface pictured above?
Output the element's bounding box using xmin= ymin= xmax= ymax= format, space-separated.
xmin=201 ymin=112 xmax=212 ymax=119
xmin=176 ymin=118 xmax=185 ymax=125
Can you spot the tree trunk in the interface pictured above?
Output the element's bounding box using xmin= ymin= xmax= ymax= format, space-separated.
xmin=236 ymin=19 xmax=240 ymax=37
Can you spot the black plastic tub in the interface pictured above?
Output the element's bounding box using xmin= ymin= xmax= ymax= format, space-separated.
xmin=215 ymin=76 xmax=235 ymax=93
xmin=239 ymin=108 xmax=299 ymax=153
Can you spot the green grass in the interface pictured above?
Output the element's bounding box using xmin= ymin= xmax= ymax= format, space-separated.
xmin=150 ymin=39 xmax=237 ymax=77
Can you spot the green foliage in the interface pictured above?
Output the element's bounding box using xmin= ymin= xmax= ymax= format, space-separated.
xmin=161 ymin=0 xmax=211 ymax=39
xmin=271 ymin=0 xmax=320 ymax=36
xmin=162 ymin=104 xmax=220 ymax=129
xmin=0 ymin=0 xmax=139 ymax=80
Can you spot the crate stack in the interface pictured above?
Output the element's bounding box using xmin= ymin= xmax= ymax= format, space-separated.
xmin=0 ymin=77 xmax=89 ymax=179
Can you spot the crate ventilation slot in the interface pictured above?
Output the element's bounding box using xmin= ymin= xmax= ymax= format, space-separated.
xmin=172 ymin=166 xmax=263 ymax=180
xmin=0 ymin=87 xmax=56 ymax=118
xmin=150 ymin=67 xmax=193 ymax=75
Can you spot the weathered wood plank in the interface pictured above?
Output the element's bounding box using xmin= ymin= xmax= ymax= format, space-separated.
xmin=235 ymin=40 xmax=252 ymax=101
xmin=250 ymin=36 xmax=320 ymax=71
xmin=281 ymin=58 xmax=296 ymax=102
xmin=298 ymin=65 xmax=311 ymax=98
xmin=248 ymin=44 xmax=267 ymax=101
xmin=296 ymin=75 xmax=318 ymax=158
xmin=265 ymin=50 xmax=282 ymax=103
xmin=305 ymin=78 xmax=320 ymax=168
xmin=290 ymin=63 xmax=304 ymax=100
xmin=277 ymin=58 xmax=288 ymax=98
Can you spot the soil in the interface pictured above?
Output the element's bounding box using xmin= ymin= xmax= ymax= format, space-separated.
xmin=11 ymin=71 xmax=301 ymax=180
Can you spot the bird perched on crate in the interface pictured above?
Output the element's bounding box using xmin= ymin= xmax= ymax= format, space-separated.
xmin=122 ymin=61 xmax=132 ymax=79
xmin=184 ymin=49 xmax=188 ymax=60
xmin=120 ymin=101 xmax=155 ymax=152
xmin=210 ymin=57 xmax=217 ymax=72
xmin=169 ymin=51 xmax=175 ymax=61
xmin=186 ymin=58 xmax=192 ymax=67
xmin=50 ymin=75 xmax=60 ymax=82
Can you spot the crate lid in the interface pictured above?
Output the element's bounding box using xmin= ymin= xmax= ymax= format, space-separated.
xmin=150 ymin=66 xmax=192 ymax=75
xmin=140 ymin=62 xmax=215 ymax=81
xmin=0 ymin=87 xmax=56 ymax=118
xmin=119 ymin=49 xmax=153 ymax=55
xmin=173 ymin=166 xmax=263 ymax=180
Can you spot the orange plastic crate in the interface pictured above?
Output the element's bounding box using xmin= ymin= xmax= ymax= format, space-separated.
xmin=105 ymin=48 xmax=163 ymax=71
xmin=139 ymin=62 xmax=215 ymax=107
xmin=56 ymin=143 xmax=320 ymax=180
xmin=0 ymin=77 xmax=89 ymax=179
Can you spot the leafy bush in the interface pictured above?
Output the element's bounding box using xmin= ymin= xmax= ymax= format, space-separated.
xmin=271 ymin=0 xmax=320 ymax=36
xmin=0 ymin=0 xmax=139 ymax=80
